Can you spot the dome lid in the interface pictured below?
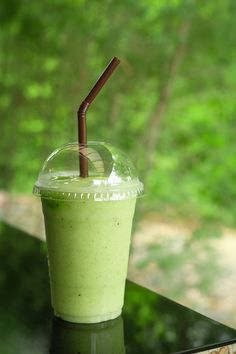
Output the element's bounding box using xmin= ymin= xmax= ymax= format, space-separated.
xmin=33 ymin=141 xmax=143 ymax=201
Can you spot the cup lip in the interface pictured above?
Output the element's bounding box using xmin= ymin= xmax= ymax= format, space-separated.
xmin=33 ymin=180 xmax=143 ymax=202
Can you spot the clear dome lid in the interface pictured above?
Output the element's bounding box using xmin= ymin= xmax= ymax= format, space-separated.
xmin=33 ymin=141 xmax=143 ymax=201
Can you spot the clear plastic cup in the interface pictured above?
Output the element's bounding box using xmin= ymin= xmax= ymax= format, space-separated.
xmin=33 ymin=141 xmax=143 ymax=323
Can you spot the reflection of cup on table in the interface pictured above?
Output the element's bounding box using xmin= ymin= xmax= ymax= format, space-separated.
xmin=34 ymin=142 xmax=143 ymax=323
xmin=50 ymin=316 xmax=125 ymax=354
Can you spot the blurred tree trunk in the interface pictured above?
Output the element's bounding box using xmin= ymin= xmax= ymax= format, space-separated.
xmin=109 ymin=94 xmax=122 ymax=125
xmin=144 ymin=20 xmax=191 ymax=177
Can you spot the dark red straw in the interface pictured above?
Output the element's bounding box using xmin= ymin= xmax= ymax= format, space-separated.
xmin=77 ymin=57 xmax=120 ymax=177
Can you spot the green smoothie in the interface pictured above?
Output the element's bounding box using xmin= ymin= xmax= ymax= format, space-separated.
xmin=42 ymin=184 xmax=136 ymax=323
xmin=34 ymin=142 xmax=143 ymax=324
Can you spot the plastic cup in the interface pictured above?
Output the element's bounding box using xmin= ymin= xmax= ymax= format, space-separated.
xmin=50 ymin=316 xmax=125 ymax=354
xmin=33 ymin=141 xmax=143 ymax=323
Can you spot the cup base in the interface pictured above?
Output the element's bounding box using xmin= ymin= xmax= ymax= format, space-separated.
xmin=54 ymin=309 xmax=122 ymax=324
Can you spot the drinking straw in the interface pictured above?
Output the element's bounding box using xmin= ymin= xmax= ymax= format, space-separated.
xmin=77 ymin=57 xmax=120 ymax=177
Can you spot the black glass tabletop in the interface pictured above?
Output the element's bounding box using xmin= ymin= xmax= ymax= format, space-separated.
xmin=0 ymin=222 xmax=236 ymax=354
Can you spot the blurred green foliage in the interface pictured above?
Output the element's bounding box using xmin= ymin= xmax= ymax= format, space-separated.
xmin=1 ymin=0 xmax=236 ymax=227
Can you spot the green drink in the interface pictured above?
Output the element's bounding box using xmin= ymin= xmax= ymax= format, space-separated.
xmin=42 ymin=190 xmax=136 ymax=323
xmin=34 ymin=142 xmax=143 ymax=323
